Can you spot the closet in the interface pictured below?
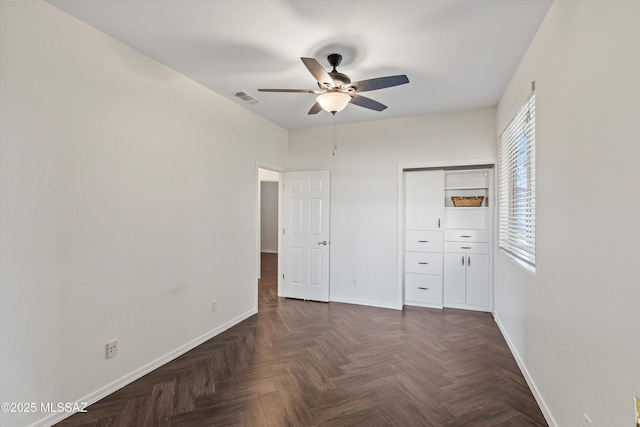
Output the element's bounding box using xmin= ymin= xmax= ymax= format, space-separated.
xmin=403 ymin=167 xmax=493 ymax=312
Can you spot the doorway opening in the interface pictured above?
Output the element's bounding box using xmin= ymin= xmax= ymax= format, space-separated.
xmin=257 ymin=167 xmax=281 ymax=307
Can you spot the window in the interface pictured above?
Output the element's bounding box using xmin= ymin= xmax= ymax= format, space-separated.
xmin=498 ymin=90 xmax=536 ymax=269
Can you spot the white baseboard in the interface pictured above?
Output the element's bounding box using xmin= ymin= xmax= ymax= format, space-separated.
xmin=330 ymin=296 xmax=403 ymax=311
xmin=494 ymin=316 xmax=557 ymax=427
xmin=443 ymin=302 xmax=492 ymax=313
xmin=260 ymin=249 xmax=278 ymax=254
xmin=33 ymin=308 xmax=258 ymax=427
xmin=403 ymin=301 xmax=443 ymax=310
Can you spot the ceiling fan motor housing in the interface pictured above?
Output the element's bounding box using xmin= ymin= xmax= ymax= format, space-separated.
xmin=329 ymin=72 xmax=351 ymax=87
xmin=326 ymin=54 xmax=351 ymax=88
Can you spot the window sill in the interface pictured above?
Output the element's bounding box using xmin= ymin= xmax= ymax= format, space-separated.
xmin=499 ymin=249 xmax=536 ymax=276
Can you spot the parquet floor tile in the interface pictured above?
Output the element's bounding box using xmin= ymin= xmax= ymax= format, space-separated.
xmin=56 ymin=253 xmax=547 ymax=426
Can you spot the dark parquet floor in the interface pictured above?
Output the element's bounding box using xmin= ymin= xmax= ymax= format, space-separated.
xmin=56 ymin=252 xmax=547 ymax=426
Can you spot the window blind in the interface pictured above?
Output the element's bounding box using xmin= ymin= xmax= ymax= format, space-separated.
xmin=498 ymin=92 xmax=536 ymax=268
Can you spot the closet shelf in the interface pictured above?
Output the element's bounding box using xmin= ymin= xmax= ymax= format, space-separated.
xmin=444 ymin=186 xmax=489 ymax=190
xmin=445 ymin=206 xmax=488 ymax=210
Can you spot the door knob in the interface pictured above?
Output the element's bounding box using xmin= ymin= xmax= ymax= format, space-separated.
xmin=317 ymin=241 xmax=328 ymax=246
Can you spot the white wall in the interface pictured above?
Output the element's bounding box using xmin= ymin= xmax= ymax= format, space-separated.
xmin=495 ymin=1 xmax=640 ymax=425
xmin=7 ymin=2 xmax=637 ymax=426
xmin=260 ymin=181 xmax=279 ymax=253
xmin=289 ymin=110 xmax=496 ymax=309
xmin=0 ymin=2 xmax=287 ymax=426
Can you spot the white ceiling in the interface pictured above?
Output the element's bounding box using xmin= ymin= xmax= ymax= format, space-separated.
xmin=47 ymin=0 xmax=552 ymax=130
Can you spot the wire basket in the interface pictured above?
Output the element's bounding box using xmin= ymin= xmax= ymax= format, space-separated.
xmin=451 ymin=196 xmax=484 ymax=207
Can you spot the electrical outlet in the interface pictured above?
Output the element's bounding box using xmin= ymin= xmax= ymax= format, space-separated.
xmin=106 ymin=340 xmax=117 ymax=359
xmin=211 ymin=300 xmax=218 ymax=313
xmin=583 ymin=413 xmax=592 ymax=426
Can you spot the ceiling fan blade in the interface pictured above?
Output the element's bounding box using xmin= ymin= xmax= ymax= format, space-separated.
xmin=349 ymin=94 xmax=387 ymax=111
xmin=308 ymin=102 xmax=323 ymax=115
xmin=349 ymin=75 xmax=409 ymax=92
xmin=301 ymin=57 xmax=335 ymax=88
xmin=258 ymin=88 xmax=320 ymax=93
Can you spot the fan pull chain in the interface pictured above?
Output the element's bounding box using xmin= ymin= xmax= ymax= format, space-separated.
xmin=332 ymin=114 xmax=338 ymax=156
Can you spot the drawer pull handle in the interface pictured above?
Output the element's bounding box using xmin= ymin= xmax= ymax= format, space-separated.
xmin=418 ymin=262 xmax=429 ymax=265
xmin=418 ymin=240 xmax=429 ymax=243
xmin=461 ymin=256 xmax=465 ymax=265
xmin=468 ymin=255 xmax=471 ymax=266
xmin=460 ymin=235 xmax=472 ymax=238
xmin=418 ymin=287 xmax=429 ymax=290
xmin=461 ymin=246 xmax=472 ymax=249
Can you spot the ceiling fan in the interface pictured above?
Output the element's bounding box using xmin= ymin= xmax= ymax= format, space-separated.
xmin=258 ymin=53 xmax=409 ymax=115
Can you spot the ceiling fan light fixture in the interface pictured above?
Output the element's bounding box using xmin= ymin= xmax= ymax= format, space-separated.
xmin=316 ymin=91 xmax=351 ymax=114
xmin=259 ymin=55 xmax=409 ymax=116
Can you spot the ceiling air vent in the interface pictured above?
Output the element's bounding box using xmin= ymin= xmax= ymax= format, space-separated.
xmin=233 ymin=91 xmax=261 ymax=104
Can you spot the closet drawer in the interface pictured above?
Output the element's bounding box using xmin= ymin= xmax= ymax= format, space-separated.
xmin=405 ymin=230 xmax=443 ymax=252
xmin=405 ymin=273 xmax=442 ymax=304
xmin=444 ymin=229 xmax=489 ymax=243
xmin=405 ymin=252 xmax=443 ymax=274
xmin=444 ymin=242 xmax=489 ymax=254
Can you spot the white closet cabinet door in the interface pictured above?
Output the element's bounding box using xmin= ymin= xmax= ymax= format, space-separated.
xmin=444 ymin=229 xmax=489 ymax=243
xmin=405 ymin=252 xmax=443 ymax=275
xmin=405 ymin=230 xmax=443 ymax=252
xmin=405 ymin=273 xmax=442 ymax=305
xmin=443 ymin=252 xmax=466 ymax=304
xmin=405 ymin=170 xmax=444 ymax=230
xmin=466 ymin=253 xmax=490 ymax=307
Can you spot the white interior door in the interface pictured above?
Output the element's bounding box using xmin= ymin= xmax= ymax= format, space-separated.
xmin=280 ymin=171 xmax=330 ymax=302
